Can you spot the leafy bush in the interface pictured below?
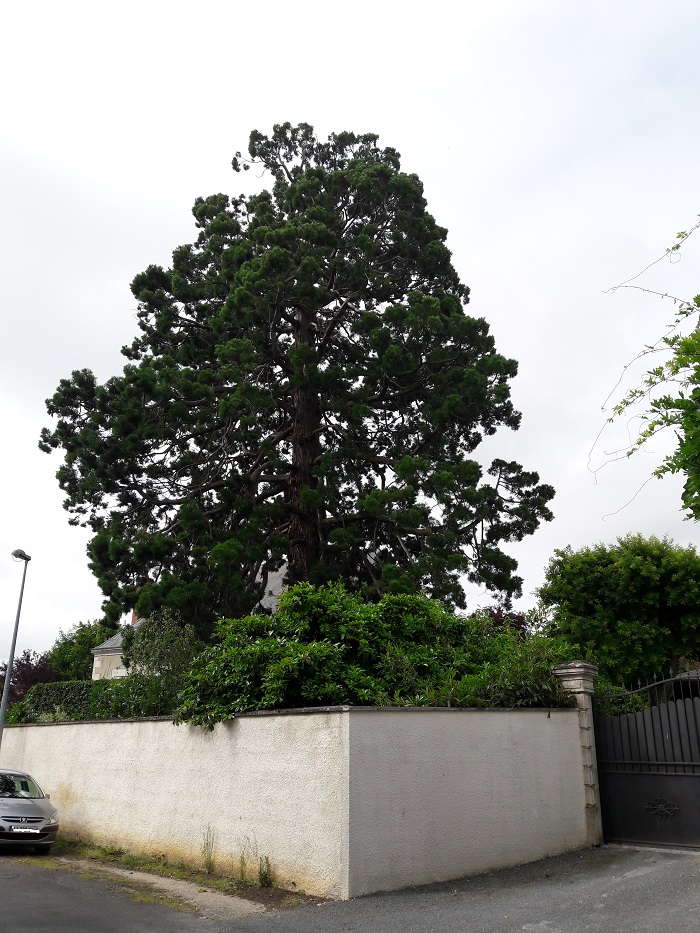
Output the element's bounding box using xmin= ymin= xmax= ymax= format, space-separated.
xmin=122 ymin=609 xmax=202 ymax=689
xmin=8 ymin=675 xmax=179 ymax=724
xmin=538 ymin=534 xmax=700 ymax=684
xmin=46 ymin=621 xmax=116 ymax=681
xmin=593 ymin=674 xmax=655 ymax=716
xmin=176 ymin=584 xmax=577 ymax=728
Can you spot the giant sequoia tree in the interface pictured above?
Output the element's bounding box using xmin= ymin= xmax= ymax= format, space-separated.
xmin=41 ymin=124 xmax=554 ymax=632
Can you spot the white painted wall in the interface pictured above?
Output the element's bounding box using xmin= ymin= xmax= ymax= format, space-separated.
xmin=347 ymin=708 xmax=587 ymax=896
xmin=1 ymin=707 xmax=587 ymax=898
xmin=1 ymin=713 xmax=350 ymax=897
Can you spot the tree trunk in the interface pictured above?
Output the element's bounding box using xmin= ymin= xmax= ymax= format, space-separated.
xmin=288 ymin=311 xmax=322 ymax=582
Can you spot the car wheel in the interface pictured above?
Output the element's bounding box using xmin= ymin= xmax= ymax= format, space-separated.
xmin=33 ymin=844 xmax=53 ymax=855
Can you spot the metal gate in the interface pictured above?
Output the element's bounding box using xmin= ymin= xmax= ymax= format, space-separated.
xmin=595 ymin=675 xmax=700 ymax=848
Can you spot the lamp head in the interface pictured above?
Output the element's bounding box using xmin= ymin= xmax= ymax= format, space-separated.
xmin=11 ymin=549 xmax=31 ymax=562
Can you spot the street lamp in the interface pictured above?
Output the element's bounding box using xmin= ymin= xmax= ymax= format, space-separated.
xmin=0 ymin=550 xmax=32 ymax=756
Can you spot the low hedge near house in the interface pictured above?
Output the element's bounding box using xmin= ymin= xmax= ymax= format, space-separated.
xmin=8 ymin=674 xmax=178 ymax=724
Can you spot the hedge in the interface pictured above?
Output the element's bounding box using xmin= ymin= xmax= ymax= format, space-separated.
xmin=176 ymin=583 xmax=578 ymax=728
xmin=8 ymin=675 xmax=178 ymax=724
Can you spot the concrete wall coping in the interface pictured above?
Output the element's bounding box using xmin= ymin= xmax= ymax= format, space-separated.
xmin=5 ymin=704 xmax=578 ymax=728
xmin=242 ymin=705 xmax=576 ymax=717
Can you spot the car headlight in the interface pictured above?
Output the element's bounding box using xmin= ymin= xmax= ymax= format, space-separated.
xmin=45 ymin=811 xmax=59 ymax=826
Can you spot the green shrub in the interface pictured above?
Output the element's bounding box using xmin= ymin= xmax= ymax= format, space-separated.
xmin=594 ymin=678 xmax=650 ymax=716
xmin=11 ymin=675 xmax=179 ymax=723
xmin=12 ymin=586 xmax=578 ymax=727
xmin=122 ymin=609 xmax=202 ymax=686
xmin=46 ymin=621 xmax=116 ymax=681
xmin=176 ymin=584 xmax=577 ymax=728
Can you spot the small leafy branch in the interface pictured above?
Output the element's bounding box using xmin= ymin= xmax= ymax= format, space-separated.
xmin=590 ymin=215 xmax=700 ymax=516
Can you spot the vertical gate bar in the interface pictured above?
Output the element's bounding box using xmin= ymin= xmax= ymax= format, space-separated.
xmin=611 ymin=715 xmax=624 ymax=771
xmin=640 ymin=684 xmax=655 ymax=773
xmin=641 ymin=689 xmax=655 ymax=773
xmin=677 ymin=697 xmax=692 ymax=774
xmin=658 ymin=702 xmax=674 ymax=773
xmin=620 ymin=710 xmax=633 ymax=772
xmin=649 ymin=705 xmax=662 ymax=774
xmin=687 ymin=696 xmax=700 ymax=769
xmin=681 ymin=676 xmax=692 ymax=772
xmin=667 ymin=698 xmax=683 ymax=775
xmin=628 ymin=704 xmax=642 ymax=767
xmin=635 ymin=708 xmax=650 ymax=773
xmin=693 ymin=696 xmax=700 ymax=773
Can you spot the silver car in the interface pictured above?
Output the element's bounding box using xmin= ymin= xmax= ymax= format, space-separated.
xmin=0 ymin=769 xmax=59 ymax=854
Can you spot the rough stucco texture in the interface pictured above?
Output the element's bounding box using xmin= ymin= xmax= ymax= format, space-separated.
xmin=1 ymin=714 xmax=349 ymax=897
xmin=347 ymin=708 xmax=587 ymax=896
xmin=2 ymin=707 xmax=587 ymax=898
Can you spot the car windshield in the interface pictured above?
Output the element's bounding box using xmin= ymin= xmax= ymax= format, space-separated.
xmin=0 ymin=772 xmax=43 ymax=799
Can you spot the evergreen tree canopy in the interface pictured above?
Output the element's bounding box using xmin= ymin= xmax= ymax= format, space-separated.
xmin=41 ymin=123 xmax=554 ymax=632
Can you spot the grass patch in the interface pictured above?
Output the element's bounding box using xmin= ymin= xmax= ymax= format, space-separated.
xmin=38 ymin=836 xmax=327 ymax=910
xmin=123 ymin=889 xmax=196 ymax=912
xmin=77 ymin=866 xmax=196 ymax=911
xmin=17 ymin=856 xmax=63 ymax=871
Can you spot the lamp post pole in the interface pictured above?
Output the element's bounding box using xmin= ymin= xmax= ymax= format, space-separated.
xmin=0 ymin=550 xmax=32 ymax=757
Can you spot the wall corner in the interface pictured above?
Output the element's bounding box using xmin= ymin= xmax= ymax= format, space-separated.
xmin=338 ymin=709 xmax=351 ymax=899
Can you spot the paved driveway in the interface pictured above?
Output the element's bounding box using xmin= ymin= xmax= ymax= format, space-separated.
xmin=2 ymin=844 xmax=699 ymax=932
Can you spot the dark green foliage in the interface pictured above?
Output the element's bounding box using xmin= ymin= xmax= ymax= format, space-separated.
xmin=9 ymin=675 xmax=178 ymax=724
xmin=538 ymin=534 xmax=700 ymax=685
xmin=122 ymin=609 xmax=203 ymax=700
xmin=0 ymin=650 xmax=55 ymax=707
xmin=176 ymin=584 xmax=577 ymax=728
xmin=40 ymin=122 xmax=553 ymax=632
xmin=46 ymin=621 xmax=115 ymax=681
xmin=594 ymin=681 xmax=650 ymax=717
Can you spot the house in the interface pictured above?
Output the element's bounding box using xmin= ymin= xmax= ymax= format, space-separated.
xmin=90 ymin=620 xmax=142 ymax=680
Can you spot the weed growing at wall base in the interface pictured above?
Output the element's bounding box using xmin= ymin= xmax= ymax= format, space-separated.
xmin=202 ymin=825 xmax=217 ymax=874
xmin=258 ymin=856 xmax=272 ymax=888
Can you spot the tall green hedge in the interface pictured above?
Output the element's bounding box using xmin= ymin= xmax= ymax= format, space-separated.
xmin=8 ymin=675 xmax=178 ymax=724
xmin=176 ymin=584 xmax=578 ymax=728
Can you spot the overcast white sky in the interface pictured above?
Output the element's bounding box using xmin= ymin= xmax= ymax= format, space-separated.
xmin=2 ymin=0 xmax=700 ymax=661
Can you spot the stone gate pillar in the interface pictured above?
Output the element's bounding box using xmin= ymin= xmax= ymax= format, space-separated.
xmin=552 ymin=661 xmax=603 ymax=847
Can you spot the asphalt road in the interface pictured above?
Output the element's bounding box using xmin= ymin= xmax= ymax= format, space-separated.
xmin=1 ymin=844 xmax=699 ymax=933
